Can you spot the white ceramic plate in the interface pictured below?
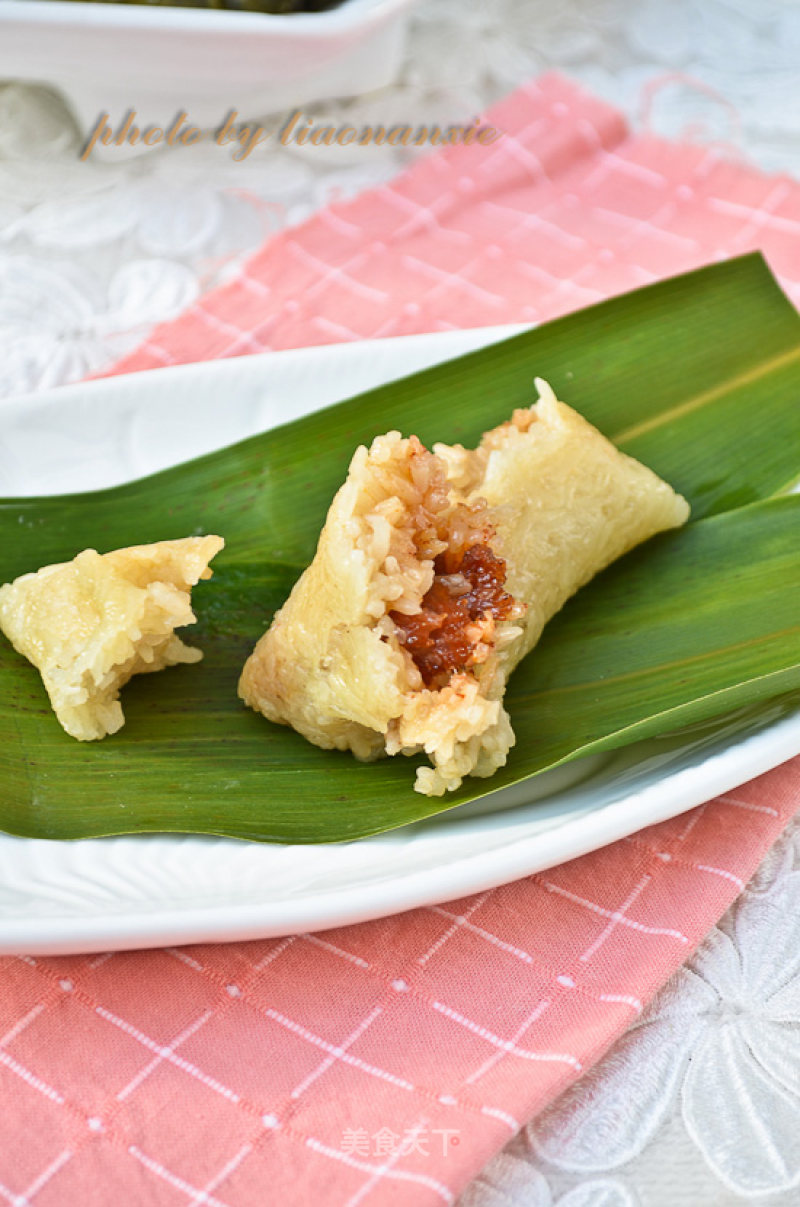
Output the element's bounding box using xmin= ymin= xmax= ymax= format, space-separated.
xmin=2 ymin=327 xmax=798 ymax=956
xmin=0 ymin=0 xmax=418 ymax=155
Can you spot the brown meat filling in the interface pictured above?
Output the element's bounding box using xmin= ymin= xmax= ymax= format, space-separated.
xmin=391 ymin=540 xmax=517 ymax=689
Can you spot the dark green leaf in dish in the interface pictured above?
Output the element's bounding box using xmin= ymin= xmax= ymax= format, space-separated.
xmin=0 ymin=252 xmax=798 ymax=842
xmin=52 ymin=1 xmax=344 ymax=12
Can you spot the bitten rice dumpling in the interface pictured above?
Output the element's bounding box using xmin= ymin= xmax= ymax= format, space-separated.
xmin=239 ymin=381 xmax=690 ymax=795
xmin=0 ymin=535 xmax=224 ymax=740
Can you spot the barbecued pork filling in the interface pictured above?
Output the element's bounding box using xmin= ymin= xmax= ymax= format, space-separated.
xmin=390 ymin=538 xmax=518 ymax=689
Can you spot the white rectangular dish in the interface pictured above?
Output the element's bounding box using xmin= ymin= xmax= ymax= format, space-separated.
xmin=1 ymin=327 xmax=798 ymax=956
xmin=0 ymin=0 xmax=418 ymax=154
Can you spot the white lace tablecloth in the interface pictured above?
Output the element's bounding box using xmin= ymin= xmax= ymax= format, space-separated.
xmin=2 ymin=2 xmax=799 ymax=1203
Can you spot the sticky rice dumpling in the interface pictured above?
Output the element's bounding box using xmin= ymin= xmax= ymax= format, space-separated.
xmin=239 ymin=382 xmax=689 ymax=795
xmin=0 ymin=535 xmax=224 ymax=740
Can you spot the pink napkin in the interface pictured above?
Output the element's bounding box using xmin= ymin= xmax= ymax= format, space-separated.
xmin=3 ymin=75 xmax=799 ymax=1206
xmin=107 ymin=75 xmax=800 ymax=372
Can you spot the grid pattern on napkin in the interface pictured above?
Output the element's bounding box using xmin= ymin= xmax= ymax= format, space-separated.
xmin=4 ymin=73 xmax=800 ymax=1206
xmin=105 ymin=74 xmax=800 ymax=378
xmin=1 ymin=765 xmax=798 ymax=1207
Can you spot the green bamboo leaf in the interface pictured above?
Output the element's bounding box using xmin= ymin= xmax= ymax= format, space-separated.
xmin=0 ymin=253 xmax=798 ymax=842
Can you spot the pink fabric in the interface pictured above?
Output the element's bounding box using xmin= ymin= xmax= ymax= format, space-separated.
xmin=105 ymin=75 xmax=800 ymax=374
xmin=3 ymin=75 xmax=799 ymax=1205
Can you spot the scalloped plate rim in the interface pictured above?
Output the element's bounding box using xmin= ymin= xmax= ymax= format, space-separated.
xmin=0 ymin=325 xmax=797 ymax=955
